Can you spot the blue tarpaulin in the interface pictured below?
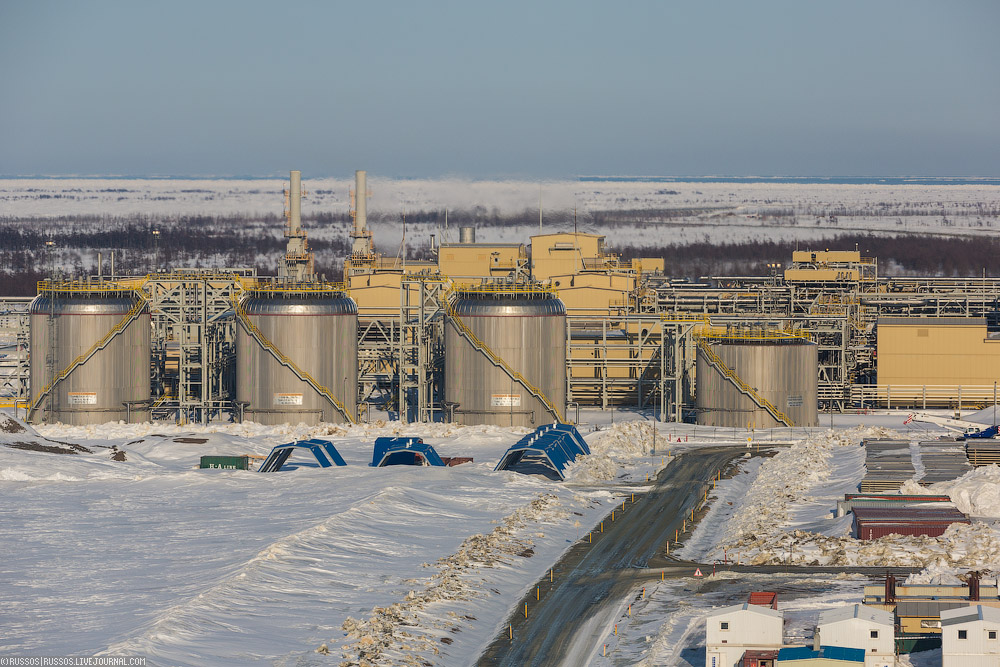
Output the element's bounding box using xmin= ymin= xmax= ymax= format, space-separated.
xmin=258 ymin=438 xmax=347 ymax=472
xmin=494 ymin=423 xmax=589 ymax=481
xmin=370 ymin=437 xmax=446 ymax=467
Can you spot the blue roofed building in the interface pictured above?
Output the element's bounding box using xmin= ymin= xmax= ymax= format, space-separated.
xmin=776 ymin=645 xmax=865 ymax=665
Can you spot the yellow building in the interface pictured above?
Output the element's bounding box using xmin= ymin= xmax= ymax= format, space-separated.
xmin=784 ymin=249 xmax=875 ymax=283
xmin=437 ymin=243 xmax=525 ymax=279
xmin=530 ymin=233 xmax=607 ymax=282
xmin=876 ymin=317 xmax=1000 ymax=406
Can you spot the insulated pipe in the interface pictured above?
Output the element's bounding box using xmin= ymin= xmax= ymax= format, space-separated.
xmin=289 ymin=170 xmax=301 ymax=234
xmin=355 ymin=170 xmax=367 ymax=235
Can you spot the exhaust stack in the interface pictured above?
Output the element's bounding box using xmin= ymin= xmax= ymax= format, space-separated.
xmin=279 ymin=170 xmax=314 ymax=282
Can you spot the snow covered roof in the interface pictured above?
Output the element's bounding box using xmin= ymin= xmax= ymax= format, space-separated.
xmin=941 ymin=605 xmax=1000 ymax=626
xmin=819 ymin=604 xmax=893 ymax=627
xmin=706 ymin=602 xmax=783 ymax=620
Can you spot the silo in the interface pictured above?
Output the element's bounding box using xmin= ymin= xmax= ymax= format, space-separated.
xmin=29 ymin=287 xmax=151 ymax=425
xmin=445 ymin=286 xmax=566 ymax=427
xmin=696 ymin=338 xmax=818 ymax=428
xmin=236 ymin=287 xmax=357 ymax=425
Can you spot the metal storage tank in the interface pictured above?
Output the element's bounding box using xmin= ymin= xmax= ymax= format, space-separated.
xmin=696 ymin=338 xmax=818 ymax=428
xmin=445 ymin=286 xmax=566 ymax=427
xmin=236 ymin=287 xmax=357 ymax=425
xmin=28 ymin=286 xmax=151 ymax=425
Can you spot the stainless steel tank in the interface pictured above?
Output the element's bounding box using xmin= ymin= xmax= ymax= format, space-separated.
xmin=696 ymin=339 xmax=818 ymax=428
xmin=29 ymin=291 xmax=151 ymax=425
xmin=236 ymin=289 xmax=358 ymax=425
xmin=445 ymin=288 xmax=566 ymax=427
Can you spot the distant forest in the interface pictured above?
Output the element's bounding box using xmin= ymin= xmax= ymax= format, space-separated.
xmin=615 ymin=233 xmax=1000 ymax=279
xmin=3 ymin=210 xmax=1000 ymax=295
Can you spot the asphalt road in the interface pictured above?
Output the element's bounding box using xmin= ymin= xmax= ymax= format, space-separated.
xmin=476 ymin=445 xmax=742 ymax=667
xmin=475 ymin=445 xmax=920 ymax=667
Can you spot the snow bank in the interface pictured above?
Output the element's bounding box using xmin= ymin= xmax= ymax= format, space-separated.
xmin=566 ymin=420 xmax=667 ymax=483
xmin=716 ymin=427 xmax=892 ymax=556
xmin=338 ymin=493 xmax=565 ymax=667
xmin=900 ymin=466 xmax=1000 ymax=517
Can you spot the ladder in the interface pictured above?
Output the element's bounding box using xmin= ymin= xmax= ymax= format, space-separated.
xmin=231 ymin=297 xmax=355 ymax=424
xmin=444 ymin=298 xmax=564 ymax=423
xmin=696 ymin=337 xmax=793 ymax=427
xmin=27 ymin=294 xmax=148 ymax=423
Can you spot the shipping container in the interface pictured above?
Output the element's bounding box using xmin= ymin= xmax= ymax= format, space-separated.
xmin=748 ymin=591 xmax=778 ymax=609
xmin=852 ymin=505 xmax=970 ymax=539
xmin=199 ymin=455 xmax=250 ymax=470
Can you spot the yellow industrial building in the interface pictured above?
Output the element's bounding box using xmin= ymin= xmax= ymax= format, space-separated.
xmin=876 ymin=317 xmax=1000 ymax=407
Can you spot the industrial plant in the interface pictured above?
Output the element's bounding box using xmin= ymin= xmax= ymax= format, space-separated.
xmin=4 ymin=170 xmax=1000 ymax=429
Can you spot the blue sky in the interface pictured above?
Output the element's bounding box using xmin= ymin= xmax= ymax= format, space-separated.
xmin=1 ymin=1 xmax=997 ymax=178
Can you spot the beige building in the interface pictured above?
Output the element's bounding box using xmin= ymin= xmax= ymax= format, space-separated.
xmin=436 ymin=242 xmax=525 ymax=280
xmin=876 ymin=317 xmax=1000 ymax=406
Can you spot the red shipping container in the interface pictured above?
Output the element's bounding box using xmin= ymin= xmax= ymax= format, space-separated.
xmin=852 ymin=505 xmax=970 ymax=539
xmin=748 ymin=591 xmax=778 ymax=609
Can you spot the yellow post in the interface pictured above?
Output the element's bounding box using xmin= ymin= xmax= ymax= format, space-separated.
xmin=614 ymin=624 xmax=618 ymax=636
xmin=601 ymin=522 xmax=604 ymax=533
xmin=661 ymin=571 xmax=664 ymax=581
xmin=631 ymin=493 xmax=635 ymax=503
xmin=524 ymin=603 xmax=528 ymax=618
xmin=642 ymin=587 xmax=646 ymax=599
xmin=628 ymin=604 xmax=631 ymax=616
xmin=621 ymin=500 xmax=625 ymax=511
xmin=588 ymin=532 xmax=592 ymax=543
xmin=549 ymin=569 xmax=553 ymax=582
xmin=536 ymin=586 xmax=539 ymax=600
xmin=509 ymin=625 xmax=512 ymax=640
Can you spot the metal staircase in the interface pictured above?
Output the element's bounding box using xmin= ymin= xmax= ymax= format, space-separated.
xmin=27 ymin=294 xmax=148 ymax=423
xmin=231 ymin=297 xmax=355 ymax=424
xmin=443 ymin=297 xmax=564 ymax=423
xmin=696 ymin=337 xmax=793 ymax=427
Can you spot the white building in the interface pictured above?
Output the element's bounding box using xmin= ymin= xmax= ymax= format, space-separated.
xmin=706 ymin=602 xmax=784 ymax=667
xmin=941 ymin=604 xmax=1000 ymax=667
xmin=816 ymin=604 xmax=895 ymax=667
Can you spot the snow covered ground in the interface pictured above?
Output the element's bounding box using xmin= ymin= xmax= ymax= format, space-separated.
xmin=0 ymin=412 xmax=670 ymax=665
xmin=3 ymin=410 xmax=999 ymax=665
xmin=607 ymin=413 xmax=1000 ymax=664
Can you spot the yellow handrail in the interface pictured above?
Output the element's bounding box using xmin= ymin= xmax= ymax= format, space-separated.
xmin=444 ymin=299 xmax=564 ymax=423
xmin=696 ymin=338 xmax=793 ymax=427
xmin=231 ymin=297 xmax=356 ymax=424
xmin=27 ymin=295 xmax=148 ymax=421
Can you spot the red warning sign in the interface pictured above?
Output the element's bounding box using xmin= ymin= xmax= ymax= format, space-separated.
xmin=694 ymin=568 xmax=703 ymax=577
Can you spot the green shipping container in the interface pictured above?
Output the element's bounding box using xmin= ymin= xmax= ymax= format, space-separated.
xmin=199 ymin=455 xmax=250 ymax=470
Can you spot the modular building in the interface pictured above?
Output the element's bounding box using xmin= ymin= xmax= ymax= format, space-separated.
xmin=816 ymin=605 xmax=894 ymax=667
xmin=706 ymin=603 xmax=784 ymax=667
xmin=941 ymin=604 xmax=1000 ymax=667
